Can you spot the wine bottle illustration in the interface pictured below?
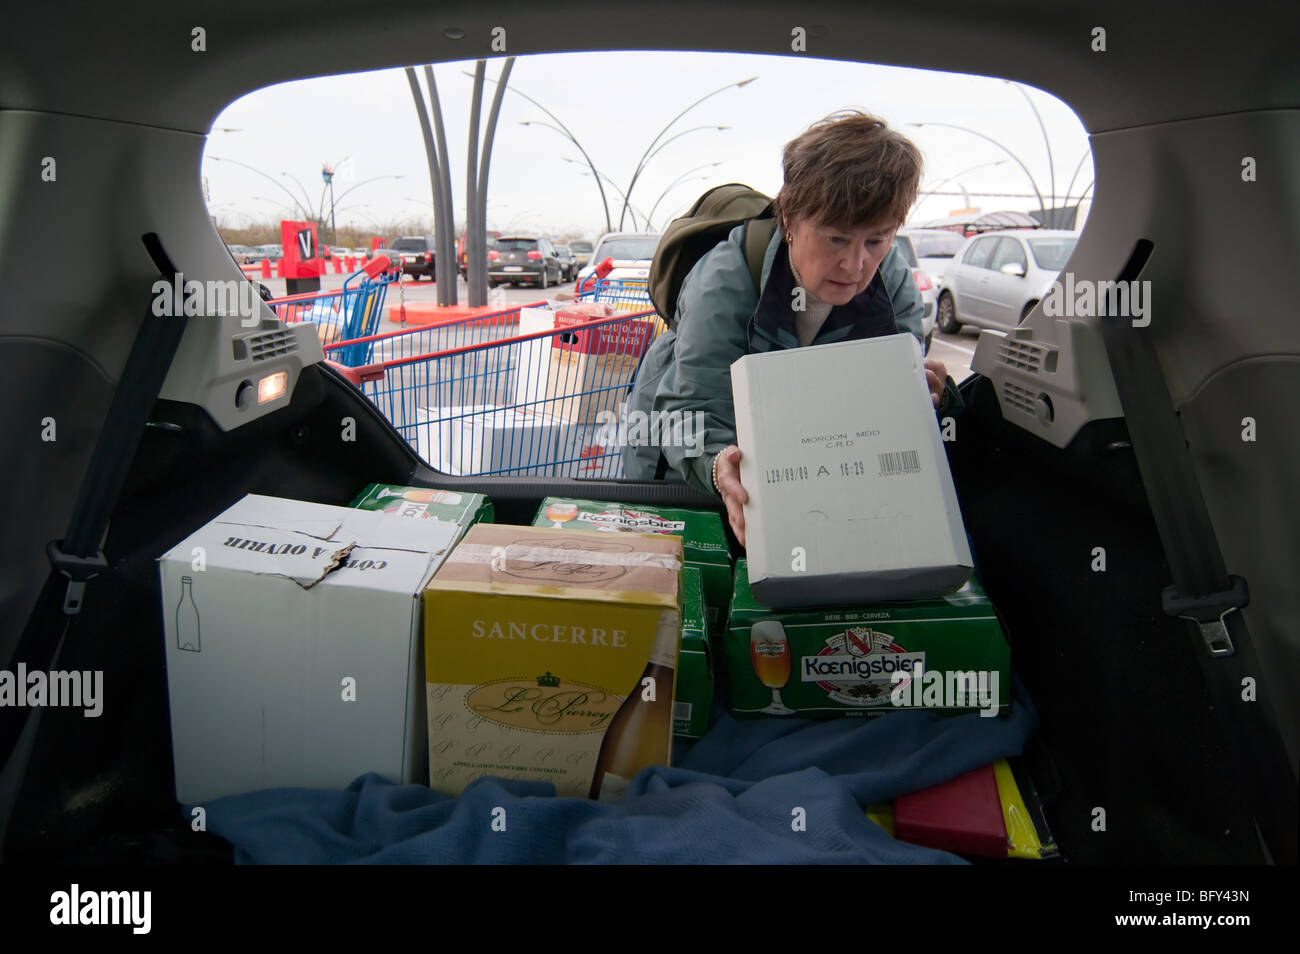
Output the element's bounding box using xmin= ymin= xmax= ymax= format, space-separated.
xmin=588 ymin=612 xmax=678 ymax=801
xmin=176 ymin=576 xmax=201 ymax=652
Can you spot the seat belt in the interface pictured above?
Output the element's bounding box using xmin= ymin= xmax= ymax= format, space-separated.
xmin=1097 ymin=239 xmax=1296 ymax=864
xmin=0 ymin=234 xmax=189 ymax=774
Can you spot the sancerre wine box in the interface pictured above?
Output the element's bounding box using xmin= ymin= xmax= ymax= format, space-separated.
xmin=422 ymin=524 xmax=682 ymax=800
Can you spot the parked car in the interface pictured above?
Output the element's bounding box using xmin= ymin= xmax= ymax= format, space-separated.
xmin=935 ymin=229 xmax=1079 ymax=334
xmin=487 ymin=233 xmax=563 ymax=289
xmin=257 ymin=243 xmax=282 ymax=261
xmin=554 ymin=245 xmax=576 ymax=282
xmin=573 ymin=232 xmax=662 ymax=294
xmin=892 ymin=231 xmax=938 ymax=354
xmin=901 ymin=227 xmax=967 ymax=291
xmin=224 ymin=243 xmax=256 ymax=264
xmin=458 ymin=230 xmax=500 ymax=279
xmin=568 ymin=239 xmax=593 ymax=270
xmin=388 ymin=235 xmax=436 ymax=281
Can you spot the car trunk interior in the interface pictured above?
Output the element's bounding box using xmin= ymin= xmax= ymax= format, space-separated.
xmin=0 ymin=360 xmax=1267 ymax=864
xmin=2 ymin=1 xmax=1296 ymax=867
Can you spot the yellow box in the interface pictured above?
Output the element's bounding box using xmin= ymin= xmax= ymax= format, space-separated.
xmin=423 ymin=523 xmax=682 ymax=799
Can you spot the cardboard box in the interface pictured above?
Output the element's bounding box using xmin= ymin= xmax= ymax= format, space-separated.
xmin=674 ymin=565 xmax=713 ymax=740
xmin=731 ymin=333 xmax=973 ymax=607
xmin=416 ymin=404 xmax=566 ymax=476
xmin=350 ymin=484 xmax=494 ymax=531
xmin=725 ymin=559 xmax=1009 ymax=718
xmin=544 ymin=348 xmax=641 ymax=424
xmin=423 ymin=524 xmax=683 ymax=799
xmin=553 ymin=312 xmax=655 ymax=357
xmin=157 ymin=494 xmax=461 ymax=803
xmin=531 ymin=497 xmax=731 ymax=634
xmin=549 ymin=422 xmax=626 ymax=479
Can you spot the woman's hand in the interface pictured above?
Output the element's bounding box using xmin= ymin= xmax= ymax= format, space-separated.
xmin=713 ymin=445 xmax=749 ymax=549
xmin=923 ymin=358 xmax=948 ymax=408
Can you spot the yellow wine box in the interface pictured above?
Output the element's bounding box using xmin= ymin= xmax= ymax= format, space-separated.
xmin=422 ymin=524 xmax=682 ymax=800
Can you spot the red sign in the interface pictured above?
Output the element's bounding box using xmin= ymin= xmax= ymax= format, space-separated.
xmin=552 ymin=312 xmax=654 ymax=358
xmin=280 ymin=220 xmax=321 ymax=279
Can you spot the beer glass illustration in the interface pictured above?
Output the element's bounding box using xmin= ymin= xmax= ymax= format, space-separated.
xmin=545 ymin=502 xmax=579 ymax=528
xmin=376 ymin=487 xmax=462 ymax=505
xmin=750 ymin=620 xmax=793 ymax=714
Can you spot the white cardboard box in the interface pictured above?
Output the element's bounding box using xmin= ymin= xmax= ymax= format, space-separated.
xmin=731 ymin=333 xmax=972 ymax=607
xmin=157 ymin=494 xmax=462 ymax=802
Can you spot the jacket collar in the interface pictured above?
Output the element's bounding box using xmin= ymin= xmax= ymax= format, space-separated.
xmin=748 ymin=222 xmax=899 ymax=351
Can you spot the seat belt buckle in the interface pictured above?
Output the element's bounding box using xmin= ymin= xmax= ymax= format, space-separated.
xmin=1161 ymin=575 xmax=1249 ymax=658
xmin=46 ymin=540 xmax=109 ymax=615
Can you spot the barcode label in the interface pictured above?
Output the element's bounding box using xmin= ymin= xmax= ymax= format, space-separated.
xmin=878 ymin=449 xmax=921 ymax=476
xmin=673 ymin=701 xmax=693 ymax=721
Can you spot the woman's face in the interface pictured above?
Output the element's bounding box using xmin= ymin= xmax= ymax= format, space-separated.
xmin=785 ymin=216 xmax=900 ymax=306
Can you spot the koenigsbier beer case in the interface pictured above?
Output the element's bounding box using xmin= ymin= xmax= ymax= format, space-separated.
xmin=423 ymin=524 xmax=682 ymax=799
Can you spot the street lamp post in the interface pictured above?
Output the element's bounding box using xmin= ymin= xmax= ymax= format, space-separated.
xmin=205 ymin=156 xmax=313 ymax=221
xmin=1003 ymin=81 xmax=1056 ymax=215
xmin=907 ymin=122 xmax=1047 ymax=216
xmin=645 ymin=161 xmax=722 ymax=228
xmin=520 ymin=121 xmax=613 ymax=234
xmin=619 ymin=77 xmax=755 ymax=230
xmin=915 ymin=158 xmax=1010 ymax=216
xmin=470 ymin=70 xmax=614 ymax=235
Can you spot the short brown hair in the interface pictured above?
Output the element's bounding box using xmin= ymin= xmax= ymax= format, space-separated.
xmin=773 ymin=110 xmax=923 ymax=233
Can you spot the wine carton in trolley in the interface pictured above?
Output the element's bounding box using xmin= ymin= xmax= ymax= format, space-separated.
xmin=423 ymin=524 xmax=682 ymax=800
xmin=532 ymin=497 xmax=731 ymax=634
xmin=726 ymin=559 xmax=1010 ymax=719
xmin=350 ymin=483 xmax=494 ymax=532
xmin=157 ymin=494 xmax=461 ymax=803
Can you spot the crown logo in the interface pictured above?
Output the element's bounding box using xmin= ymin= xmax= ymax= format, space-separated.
xmin=536 ymin=671 xmax=560 ymax=688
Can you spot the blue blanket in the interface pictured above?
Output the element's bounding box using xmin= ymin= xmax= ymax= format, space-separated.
xmin=195 ymin=674 xmax=1036 ymax=864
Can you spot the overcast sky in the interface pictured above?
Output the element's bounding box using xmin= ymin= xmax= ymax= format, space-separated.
xmin=203 ymin=50 xmax=1093 ymax=240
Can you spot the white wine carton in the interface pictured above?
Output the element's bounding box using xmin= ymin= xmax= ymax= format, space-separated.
xmin=422 ymin=523 xmax=682 ymax=800
xmin=731 ymin=332 xmax=972 ymax=608
xmin=157 ymin=493 xmax=462 ymax=803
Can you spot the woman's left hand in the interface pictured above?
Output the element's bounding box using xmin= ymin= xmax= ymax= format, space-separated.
xmin=923 ymin=358 xmax=948 ymax=408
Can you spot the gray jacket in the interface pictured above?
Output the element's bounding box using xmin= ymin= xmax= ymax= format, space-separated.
xmin=622 ymin=221 xmax=927 ymax=492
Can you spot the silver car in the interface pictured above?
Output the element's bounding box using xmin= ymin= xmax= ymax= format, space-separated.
xmin=935 ymin=229 xmax=1078 ymax=333
xmin=893 ymin=230 xmax=938 ymax=353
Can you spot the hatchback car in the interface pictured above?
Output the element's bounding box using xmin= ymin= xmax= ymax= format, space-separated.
xmin=488 ymin=233 xmax=563 ymax=288
xmin=936 ymin=229 xmax=1079 ymax=333
xmin=1 ymin=2 xmax=1294 ymax=876
xmin=573 ymin=232 xmax=662 ymax=294
xmin=554 ymin=244 xmax=576 ymax=282
xmin=902 ymin=227 xmax=967 ymax=291
xmin=388 ymin=234 xmax=436 ymax=281
xmin=568 ymin=239 xmax=594 ymax=270
xmin=894 ymin=230 xmax=939 ymax=353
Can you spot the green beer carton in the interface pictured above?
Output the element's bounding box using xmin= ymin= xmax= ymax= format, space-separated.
xmin=675 ymin=565 xmax=713 ymax=740
xmin=727 ymin=559 xmax=1010 ymax=719
xmin=532 ymin=497 xmax=731 ymax=634
xmin=351 ymin=484 xmax=493 ymax=538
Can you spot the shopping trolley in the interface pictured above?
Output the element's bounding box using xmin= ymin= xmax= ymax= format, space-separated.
xmin=267 ymin=255 xmax=395 ymax=366
xmin=325 ymin=276 xmax=665 ymax=477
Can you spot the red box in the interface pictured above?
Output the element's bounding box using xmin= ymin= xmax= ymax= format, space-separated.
xmin=553 ymin=312 xmax=654 ymax=358
xmin=894 ymin=763 xmax=1008 ymax=858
